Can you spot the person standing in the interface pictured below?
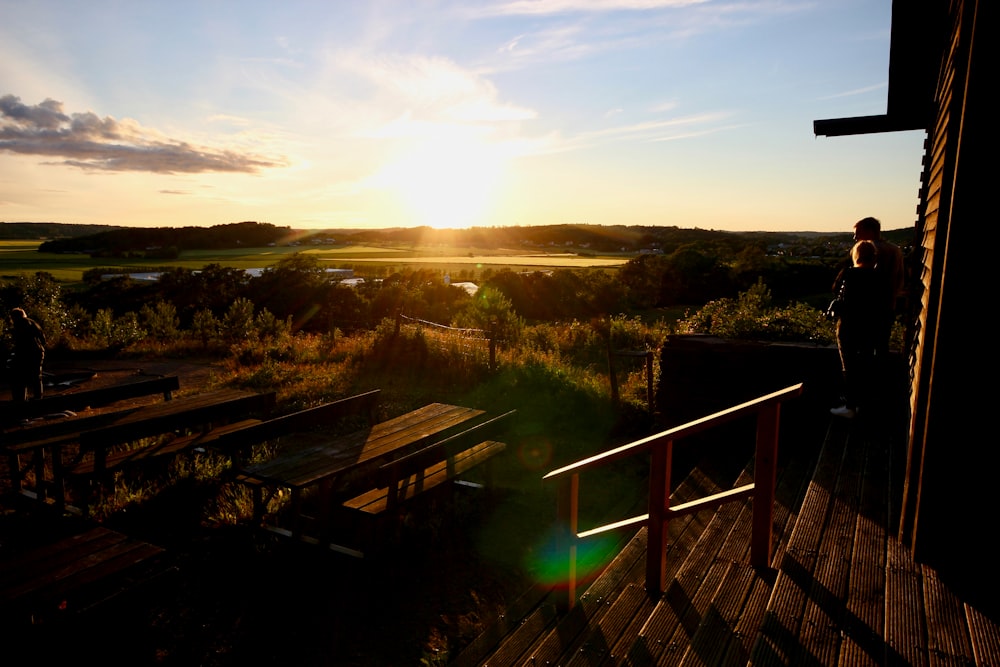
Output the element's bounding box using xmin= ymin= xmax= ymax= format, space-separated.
xmin=852 ymin=216 xmax=904 ymax=354
xmin=9 ymin=307 xmax=47 ymax=402
xmin=830 ymin=240 xmax=891 ymax=418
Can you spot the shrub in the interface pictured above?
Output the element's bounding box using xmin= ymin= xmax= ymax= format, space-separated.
xmin=678 ymin=279 xmax=835 ymax=345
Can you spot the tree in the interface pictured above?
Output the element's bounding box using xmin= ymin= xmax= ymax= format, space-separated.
xmin=248 ymin=254 xmax=329 ymax=332
xmin=140 ymin=301 xmax=180 ymax=342
xmin=452 ymin=287 xmax=524 ymax=348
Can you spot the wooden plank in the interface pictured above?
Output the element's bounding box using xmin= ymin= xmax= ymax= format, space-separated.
xmin=921 ymin=566 xmax=974 ymax=666
xmin=2 ymin=407 xmax=143 ymax=449
xmin=67 ymin=419 xmax=263 ymax=475
xmin=0 ymin=527 xmax=165 ymax=621
xmin=636 ymin=477 xmax=753 ymax=664
xmin=556 ymin=467 xmax=723 ymax=666
xmin=78 ymin=389 xmax=275 ymax=448
xmin=966 ymin=604 xmax=1000 ymax=667
xmin=884 ymin=533 xmax=928 ymax=666
xmin=480 ymin=602 xmax=560 ymax=666
xmin=0 ymin=376 xmax=179 ymax=427
xmin=602 ymin=469 xmax=724 ymax=665
xmin=207 ymin=390 xmax=380 ymax=461
xmin=642 ymin=473 xmax=757 ymax=665
xmin=343 ymin=440 xmax=506 ymax=514
xmin=792 ymin=427 xmax=866 ymax=665
xmin=686 ymin=423 xmax=817 ymax=667
xmin=240 ymin=403 xmax=485 ymax=489
xmin=472 ymin=461 xmax=715 ymax=667
xmin=748 ymin=420 xmax=848 ymax=666
xmin=0 ymin=528 xmax=124 ymax=590
xmin=839 ymin=434 xmax=891 ymax=667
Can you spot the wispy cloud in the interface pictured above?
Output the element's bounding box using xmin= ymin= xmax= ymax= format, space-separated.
xmin=0 ymin=94 xmax=285 ymax=173
xmin=345 ymin=53 xmax=535 ymax=122
xmin=477 ymin=0 xmax=707 ymax=17
xmin=580 ymin=111 xmax=734 ymax=142
xmin=817 ymin=82 xmax=887 ymax=100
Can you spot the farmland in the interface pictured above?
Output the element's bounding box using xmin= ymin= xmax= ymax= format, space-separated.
xmin=0 ymin=239 xmax=628 ymax=284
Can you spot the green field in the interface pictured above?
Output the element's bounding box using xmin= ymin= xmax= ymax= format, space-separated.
xmin=0 ymin=240 xmax=629 ymax=284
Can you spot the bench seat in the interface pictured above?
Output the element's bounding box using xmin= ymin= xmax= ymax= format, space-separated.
xmin=334 ymin=410 xmax=515 ymax=555
xmin=209 ymin=389 xmax=380 ymax=468
xmin=0 ymin=526 xmax=168 ymax=625
xmin=344 ymin=439 xmax=506 ymax=515
xmin=66 ymin=419 xmax=263 ymax=477
xmin=0 ymin=376 xmax=179 ymax=429
xmin=2 ymin=378 xmax=180 ymax=505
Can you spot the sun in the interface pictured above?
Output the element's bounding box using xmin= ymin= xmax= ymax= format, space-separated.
xmin=377 ymin=134 xmax=506 ymax=229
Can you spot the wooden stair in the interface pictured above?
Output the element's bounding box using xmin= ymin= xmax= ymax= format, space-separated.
xmin=458 ymin=416 xmax=1000 ymax=666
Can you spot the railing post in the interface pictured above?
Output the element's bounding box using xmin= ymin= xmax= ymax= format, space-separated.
xmin=556 ymin=473 xmax=580 ymax=611
xmin=751 ymin=403 xmax=780 ymax=568
xmin=646 ymin=439 xmax=672 ymax=596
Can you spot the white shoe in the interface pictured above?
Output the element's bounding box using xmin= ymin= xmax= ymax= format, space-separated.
xmin=830 ymin=405 xmax=856 ymax=419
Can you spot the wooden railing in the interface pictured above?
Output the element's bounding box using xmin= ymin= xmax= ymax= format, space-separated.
xmin=543 ymin=383 xmax=804 ymax=609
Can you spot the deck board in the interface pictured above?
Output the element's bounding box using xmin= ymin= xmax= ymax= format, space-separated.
xmin=471 ymin=413 xmax=1000 ymax=667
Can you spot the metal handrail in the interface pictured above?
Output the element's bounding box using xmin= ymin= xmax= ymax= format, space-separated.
xmin=543 ymin=383 xmax=804 ymax=609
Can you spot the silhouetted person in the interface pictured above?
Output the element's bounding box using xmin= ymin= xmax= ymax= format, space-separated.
xmin=830 ymin=241 xmax=891 ymax=418
xmin=853 ymin=216 xmax=904 ymax=355
xmin=9 ymin=307 xmax=46 ymax=402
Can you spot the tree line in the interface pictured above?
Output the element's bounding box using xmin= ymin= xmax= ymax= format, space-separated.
xmin=0 ymin=240 xmax=841 ymax=361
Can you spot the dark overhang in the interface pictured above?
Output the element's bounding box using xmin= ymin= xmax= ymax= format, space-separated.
xmin=814 ymin=0 xmax=943 ymax=137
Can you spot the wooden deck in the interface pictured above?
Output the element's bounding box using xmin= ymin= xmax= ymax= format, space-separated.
xmin=458 ymin=412 xmax=1000 ymax=666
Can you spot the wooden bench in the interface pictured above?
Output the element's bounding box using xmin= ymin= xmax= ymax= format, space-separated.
xmin=212 ymin=389 xmax=381 ymax=468
xmin=2 ymin=376 xmax=181 ymax=504
xmin=217 ymin=390 xmax=382 ymax=521
xmin=59 ymin=388 xmax=277 ymax=515
xmin=341 ymin=409 xmax=515 ymax=554
xmin=0 ymin=375 xmax=179 ymax=429
xmin=0 ymin=526 xmax=169 ymax=626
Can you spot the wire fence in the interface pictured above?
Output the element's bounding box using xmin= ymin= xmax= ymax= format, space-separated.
xmin=399 ymin=314 xmax=494 ymax=367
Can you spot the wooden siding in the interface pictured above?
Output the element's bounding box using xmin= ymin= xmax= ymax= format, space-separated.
xmin=899 ymin=0 xmax=965 ymax=553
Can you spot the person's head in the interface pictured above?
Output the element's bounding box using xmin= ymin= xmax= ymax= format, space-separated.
xmin=851 ymin=240 xmax=877 ymax=268
xmin=10 ymin=307 xmax=27 ymax=322
xmin=854 ymin=217 xmax=881 ymax=242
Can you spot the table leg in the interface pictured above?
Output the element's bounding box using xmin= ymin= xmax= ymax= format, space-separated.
xmin=290 ymin=488 xmax=303 ymax=540
xmin=316 ymin=478 xmax=334 ymax=547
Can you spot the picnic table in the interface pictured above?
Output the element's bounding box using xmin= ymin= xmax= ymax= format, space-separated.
xmin=235 ymin=402 xmax=488 ymax=555
xmin=0 ymin=526 xmax=168 ymax=625
xmin=6 ymin=388 xmax=276 ymax=514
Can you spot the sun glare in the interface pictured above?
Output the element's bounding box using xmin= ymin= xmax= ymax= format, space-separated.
xmin=376 ymin=135 xmax=506 ymax=229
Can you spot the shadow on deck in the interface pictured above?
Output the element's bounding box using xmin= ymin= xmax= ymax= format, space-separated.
xmin=456 ymin=405 xmax=1000 ymax=666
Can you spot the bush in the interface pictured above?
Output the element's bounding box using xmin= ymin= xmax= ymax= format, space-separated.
xmin=678 ymin=279 xmax=835 ymax=345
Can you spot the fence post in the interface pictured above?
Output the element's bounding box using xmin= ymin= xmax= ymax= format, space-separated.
xmin=607 ymin=339 xmax=619 ymax=405
xmin=645 ymin=351 xmax=654 ymax=414
xmin=489 ymin=319 xmax=497 ymax=371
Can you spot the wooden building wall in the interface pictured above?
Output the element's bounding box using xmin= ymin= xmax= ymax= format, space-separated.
xmin=898 ymin=0 xmax=992 ymax=599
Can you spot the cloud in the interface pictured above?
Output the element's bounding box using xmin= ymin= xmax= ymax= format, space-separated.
xmin=817 ymin=82 xmax=887 ymax=101
xmin=478 ymin=0 xmax=707 ymax=16
xmin=343 ymin=54 xmax=536 ymax=124
xmin=0 ymin=94 xmax=285 ymax=174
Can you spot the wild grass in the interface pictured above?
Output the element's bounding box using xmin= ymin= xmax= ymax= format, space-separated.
xmin=77 ymin=315 xmax=657 ymax=524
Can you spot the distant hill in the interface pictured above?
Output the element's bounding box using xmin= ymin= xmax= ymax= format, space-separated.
xmin=4 ymin=220 xmax=913 ymax=257
xmin=0 ymin=222 xmax=131 ymax=239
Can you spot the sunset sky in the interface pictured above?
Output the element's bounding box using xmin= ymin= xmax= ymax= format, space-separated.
xmin=1 ymin=0 xmax=926 ymax=233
